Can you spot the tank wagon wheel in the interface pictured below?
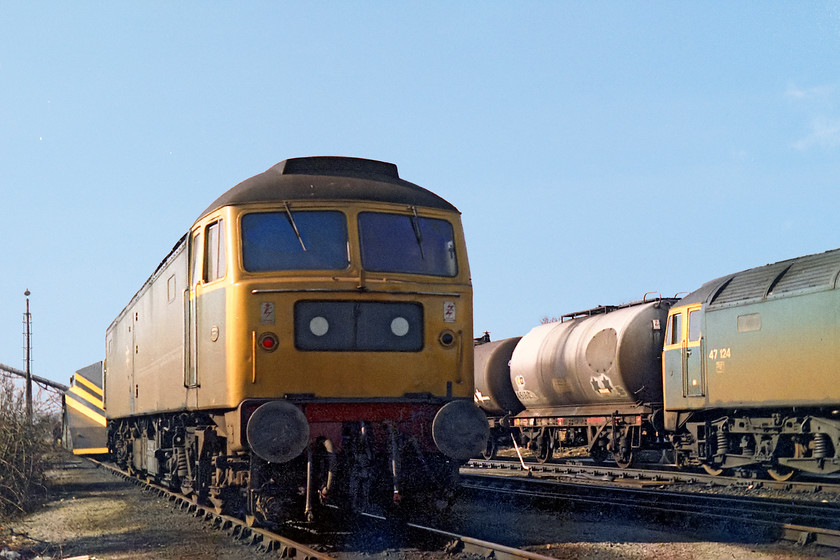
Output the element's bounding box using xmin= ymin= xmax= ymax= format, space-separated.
xmin=766 ymin=465 xmax=797 ymax=482
xmin=612 ymin=450 xmax=634 ymax=469
xmin=589 ymin=444 xmax=608 ymax=465
xmin=481 ymin=436 xmax=497 ymax=460
xmin=535 ymin=434 xmax=553 ymax=464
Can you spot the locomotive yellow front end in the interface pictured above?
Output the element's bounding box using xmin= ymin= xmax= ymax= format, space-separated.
xmin=190 ymin=157 xmax=486 ymax=522
xmin=233 ymin=201 xmax=472 ymax=402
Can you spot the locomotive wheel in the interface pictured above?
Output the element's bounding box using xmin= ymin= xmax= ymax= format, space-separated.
xmin=767 ymin=465 xmax=796 ymax=482
xmin=701 ymin=463 xmax=726 ymax=476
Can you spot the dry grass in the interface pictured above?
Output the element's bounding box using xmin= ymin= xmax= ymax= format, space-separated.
xmin=0 ymin=378 xmax=58 ymax=521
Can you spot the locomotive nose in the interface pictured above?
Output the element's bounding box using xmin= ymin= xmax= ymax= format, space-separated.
xmin=246 ymin=400 xmax=310 ymax=463
xmin=432 ymin=400 xmax=489 ymax=461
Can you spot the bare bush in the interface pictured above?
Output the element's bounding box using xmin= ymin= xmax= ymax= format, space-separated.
xmin=0 ymin=378 xmax=55 ymax=520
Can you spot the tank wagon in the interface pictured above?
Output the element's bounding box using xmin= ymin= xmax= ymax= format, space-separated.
xmin=477 ymin=248 xmax=840 ymax=480
xmin=62 ymin=362 xmax=107 ymax=455
xmin=105 ymin=156 xmax=488 ymax=524
xmin=476 ymin=298 xmax=674 ymax=466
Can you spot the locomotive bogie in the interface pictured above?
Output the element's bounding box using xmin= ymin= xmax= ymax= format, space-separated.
xmin=672 ymin=413 xmax=840 ymax=477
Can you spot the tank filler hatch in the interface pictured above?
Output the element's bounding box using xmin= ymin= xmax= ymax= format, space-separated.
xmin=560 ymin=297 xmax=665 ymax=323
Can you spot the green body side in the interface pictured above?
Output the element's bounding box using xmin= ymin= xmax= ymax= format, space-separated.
xmin=664 ymin=249 xmax=840 ymax=412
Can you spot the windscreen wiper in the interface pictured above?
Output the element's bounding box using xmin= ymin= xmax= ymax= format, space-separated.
xmin=410 ymin=206 xmax=425 ymax=260
xmin=284 ymin=202 xmax=307 ymax=251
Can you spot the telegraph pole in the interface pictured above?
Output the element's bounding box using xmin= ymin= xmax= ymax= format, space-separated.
xmin=24 ymin=289 xmax=32 ymax=421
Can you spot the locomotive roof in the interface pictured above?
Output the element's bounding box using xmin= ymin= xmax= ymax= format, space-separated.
xmin=680 ymin=247 xmax=840 ymax=308
xmin=197 ymin=156 xmax=458 ymax=220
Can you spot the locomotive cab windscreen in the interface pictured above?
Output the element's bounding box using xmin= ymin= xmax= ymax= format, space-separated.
xmin=241 ymin=210 xmax=349 ymax=271
xmin=240 ymin=208 xmax=459 ymax=277
xmin=358 ymin=211 xmax=457 ymax=277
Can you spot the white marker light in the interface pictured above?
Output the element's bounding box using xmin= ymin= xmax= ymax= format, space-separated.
xmin=310 ymin=316 xmax=329 ymax=336
xmin=391 ymin=317 xmax=410 ymax=337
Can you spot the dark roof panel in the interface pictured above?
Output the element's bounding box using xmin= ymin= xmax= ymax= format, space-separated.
xmin=197 ymin=156 xmax=457 ymax=220
xmin=710 ymin=261 xmax=792 ymax=306
xmin=769 ymin=250 xmax=840 ymax=296
xmin=699 ymin=248 xmax=840 ymax=308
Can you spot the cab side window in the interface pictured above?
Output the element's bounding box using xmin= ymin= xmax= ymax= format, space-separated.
xmin=688 ymin=309 xmax=701 ymax=342
xmin=191 ymin=232 xmax=202 ymax=288
xmin=666 ymin=313 xmax=682 ymax=346
xmin=205 ymin=220 xmax=226 ymax=282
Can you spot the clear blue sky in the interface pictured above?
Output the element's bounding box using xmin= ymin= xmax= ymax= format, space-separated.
xmin=2 ymin=3 xmax=839 ymax=385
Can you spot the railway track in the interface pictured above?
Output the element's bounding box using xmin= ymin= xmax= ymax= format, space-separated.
xmin=466 ymin=456 xmax=840 ymax=496
xmin=463 ymin=458 xmax=840 ymax=549
xmin=88 ymin=458 xmax=556 ymax=560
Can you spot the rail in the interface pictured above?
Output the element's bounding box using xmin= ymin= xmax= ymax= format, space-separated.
xmin=89 ymin=457 xmax=557 ymax=559
xmin=463 ymin=460 xmax=840 ymax=551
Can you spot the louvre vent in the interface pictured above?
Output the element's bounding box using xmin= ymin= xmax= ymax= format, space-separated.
xmin=710 ymin=249 xmax=840 ymax=307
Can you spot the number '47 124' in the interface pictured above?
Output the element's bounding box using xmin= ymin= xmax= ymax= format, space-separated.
xmin=709 ymin=348 xmax=731 ymax=360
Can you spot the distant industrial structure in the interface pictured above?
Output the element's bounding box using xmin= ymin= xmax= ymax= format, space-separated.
xmin=1 ymin=290 xmax=67 ymax=417
xmin=0 ymin=362 xmax=67 ymax=416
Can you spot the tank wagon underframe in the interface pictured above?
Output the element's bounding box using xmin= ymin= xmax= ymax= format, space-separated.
xmin=510 ymin=407 xmax=661 ymax=467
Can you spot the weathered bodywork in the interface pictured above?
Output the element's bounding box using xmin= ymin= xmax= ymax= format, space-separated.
xmin=476 ymin=248 xmax=840 ymax=478
xmin=476 ymin=299 xmax=673 ymax=466
xmin=663 ymin=249 xmax=840 ymax=477
xmin=104 ymin=157 xmax=487 ymax=521
xmin=63 ymin=362 xmax=107 ymax=455
xmin=474 ymin=337 xmax=523 ymax=417
xmin=105 ymin=238 xmax=188 ymax=419
xmin=510 ymin=300 xmax=671 ymax=416
xmin=664 ymin=249 xmax=840 ymax=411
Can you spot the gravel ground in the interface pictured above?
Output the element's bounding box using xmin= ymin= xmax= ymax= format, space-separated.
xmin=0 ymin=457 xmax=271 ymax=560
xmin=0 ymin=455 xmax=836 ymax=560
xmin=445 ymin=497 xmax=838 ymax=560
